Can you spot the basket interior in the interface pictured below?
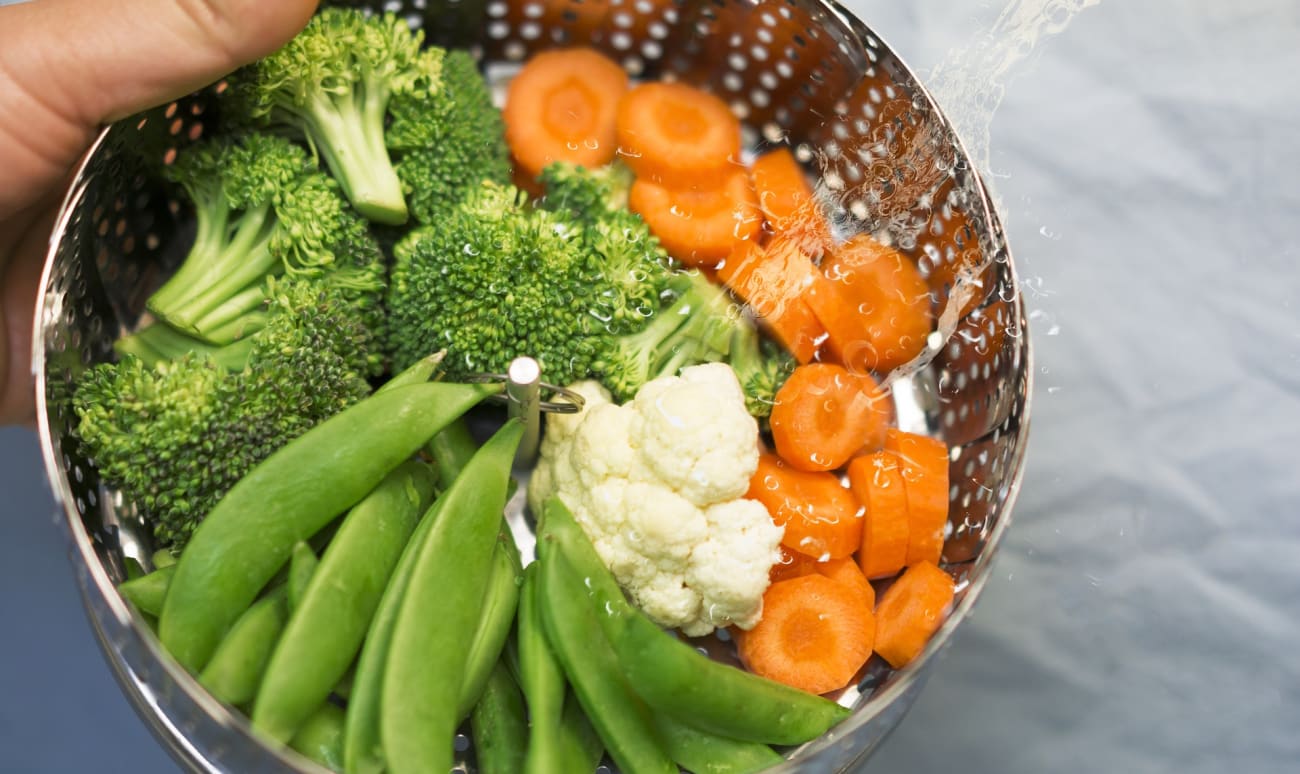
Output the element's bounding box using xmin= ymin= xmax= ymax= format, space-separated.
xmin=37 ymin=0 xmax=1030 ymax=769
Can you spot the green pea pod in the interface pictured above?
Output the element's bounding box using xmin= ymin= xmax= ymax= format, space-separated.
xmin=198 ymin=587 xmax=289 ymax=707
xmin=251 ymin=461 xmax=437 ymax=744
xmin=118 ymin=564 xmax=176 ymax=617
xmin=377 ymin=352 xmax=445 ymax=394
xmin=558 ymin=692 xmax=605 ymax=774
xmin=290 ymin=702 xmax=346 ymax=773
xmin=651 ymin=711 xmax=784 ymax=774
xmin=458 ymin=529 xmax=524 ymax=721
xmin=427 ymin=417 xmax=478 ymax=489
xmin=160 ymin=380 xmax=498 ymax=672
xmin=343 ymin=492 xmax=452 ymax=774
xmin=151 ymin=548 xmax=178 ymax=570
xmin=538 ymin=545 xmax=676 ymax=774
xmin=518 ymin=563 xmax=567 ymax=774
xmin=380 ymin=419 xmax=523 ymax=774
xmin=286 ymin=542 xmax=318 ymax=612
xmin=541 ymin=496 xmax=850 ymax=747
xmin=470 ymin=659 xmax=528 ymax=774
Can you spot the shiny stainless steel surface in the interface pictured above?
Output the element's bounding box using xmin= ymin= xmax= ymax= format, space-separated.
xmin=32 ymin=1 xmax=1029 ymax=771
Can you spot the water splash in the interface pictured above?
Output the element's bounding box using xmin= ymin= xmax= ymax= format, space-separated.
xmin=925 ymin=0 xmax=1101 ymax=185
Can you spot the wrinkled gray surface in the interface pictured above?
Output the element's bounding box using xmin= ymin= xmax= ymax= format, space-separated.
xmin=2 ymin=1 xmax=1298 ymax=772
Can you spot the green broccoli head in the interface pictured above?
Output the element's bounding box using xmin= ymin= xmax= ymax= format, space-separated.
xmin=537 ymin=160 xmax=634 ymax=222
xmin=232 ymin=8 xmax=440 ymax=224
xmin=389 ymin=49 xmax=511 ymax=224
xmin=148 ymin=131 xmax=386 ymax=351
xmin=385 ymin=181 xmax=600 ymax=383
xmin=75 ymin=279 xmax=377 ymax=551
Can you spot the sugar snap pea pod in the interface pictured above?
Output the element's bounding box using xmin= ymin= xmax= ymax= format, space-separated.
xmin=286 ymin=542 xmax=318 ymax=612
xmin=470 ymin=658 xmax=529 ymax=774
xmin=651 ymin=710 xmax=784 ymax=774
xmin=151 ymin=548 xmax=178 ymax=569
xmin=541 ymin=496 xmax=850 ymax=747
xmin=118 ymin=564 xmax=176 ymax=617
xmin=343 ymin=491 xmax=452 ymax=774
xmin=159 ymin=380 xmax=498 ymax=673
xmin=376 ymin=351 xmax=446 ymax=394
xmin=558 ymin=692 xmax=605 ymax=774
xmin=380 ymin=419 xmax=523 ymax=774
xmin=289 ymin=702 xmax=346 ymax=773
xmin=198 ymin=587 xmax=289 ymax=707
xmin=517 ymin=562 xmax=567 ymax=774
xmin=427 ymin=417 xmax=478 ymax=489
xmin=458 ymin=528 xmax=524 ymax=720
xmin=251 ymin=461 xmax=437 ymax=744
xmin=538 ymin=545 xmax=676 ymax=774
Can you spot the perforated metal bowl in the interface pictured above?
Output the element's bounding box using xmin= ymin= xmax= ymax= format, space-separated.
xmin=33 ymin=0 xmax=1031 ymax=771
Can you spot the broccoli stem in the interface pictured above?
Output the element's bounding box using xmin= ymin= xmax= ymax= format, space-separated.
xmin=114 ymin=322 xmax=255 ymax=371
xmin=304 ymin=89 xmax=407 ymax=225
xmin=148 ymin=203 xmax=281 ymax=339
xmin=191 ymin=289 xmax=274 ymax=346
xmin=147 ymin=195 xmax=233 ymax=316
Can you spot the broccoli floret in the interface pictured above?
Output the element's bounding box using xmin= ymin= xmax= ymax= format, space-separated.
xmin=147 ymin=133 xmax=386 ymax=353
xmin=385 ymin=181 xmax=600 ymax=382
xmin=232 ymin=8 xmax=440 ymax=224
xmin=592 ymin=270 xmax=792 ymax=411
xmin=389 ymin=49 xmax=511 ymax=224
xmin=727 ymin=319 xmax=796 ymax=419
xmin=537 ymin=162 xmax=670 ymax=334
xmin=537 ymin=160 xmax=634 ymax=222
xmin=75 ymin=279 xmax=378 ymax=550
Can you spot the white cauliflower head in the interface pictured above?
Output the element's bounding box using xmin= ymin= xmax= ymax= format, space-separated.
xmin=529 ymin=364 xmax=784 ymax=636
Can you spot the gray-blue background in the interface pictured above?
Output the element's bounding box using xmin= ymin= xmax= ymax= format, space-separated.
xmin=3 ymin=1 xmax=1298 ymax=772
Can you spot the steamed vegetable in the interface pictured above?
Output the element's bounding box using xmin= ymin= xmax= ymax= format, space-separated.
xmin=528 ymin=365 xmax=784 ymax=636
xmin=768 ymin=362 xmax=893 ymax=472
xmin=504 ymin=47 xmax=629 ymax=180
xmin=872 ymin=560 xmax=956 ymax=669
xmin=75 ymin=280 xmax=381 ymax=550
xmin=232 ymin=8 xmax=440 ymax=224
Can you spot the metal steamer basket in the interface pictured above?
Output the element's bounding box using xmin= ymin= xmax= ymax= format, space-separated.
xmin=33 ymin=0 xmax=1032 ymax=771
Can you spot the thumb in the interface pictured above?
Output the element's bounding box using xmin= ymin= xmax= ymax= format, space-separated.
xmin=0 ymin=0 xmax=319 ymax=212
xmin=4 ymin=0 xmax=320 ymax=125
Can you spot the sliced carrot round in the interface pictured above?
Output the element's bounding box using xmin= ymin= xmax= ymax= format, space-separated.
xmin=716 ymin=239 xmax=825 ymax=363
xmin=750 ymin=147 xmax=833 ymax=256
xmin=847 ymin=451 xmax=909 ymax=579
xmin=628 ymin=169 xmax=761 ymax=267
xmin=735 ymin=573 xmax=875 ymax=695
xmin=813 ymin=556 xmax=876 ymax=609
xmin=616 ymin=81 xmax=742 ymax=186
xmin=747 ymin=452 xmax=862 ymax=560
xmin=504 ymin=48 xmax=629 ymax=180
xmin=768 ymin=362 xmax=893 ymax=472
xmin=884 ymin=428 xmax=950 ymax=566
xmin=807 ymin=234 xmax=933 ymax=375
xmin=873 ymin=560 xmax=954 ymax=668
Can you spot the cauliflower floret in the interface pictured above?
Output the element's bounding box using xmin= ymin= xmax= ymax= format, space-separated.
xmin=686 ymin=500 xmax=786 ymax=633
xmin=631 ymin=363 xmax=761 ymax=507
xmin=528 ymin=363 xmax=784 ymax=636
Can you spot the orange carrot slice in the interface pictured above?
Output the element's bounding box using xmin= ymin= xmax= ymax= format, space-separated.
xmin=768 ymin=362 xmax=893 ymax=472
xmin=504 ymin=47 xmax=629 ymax=181
xmin=813 ymin=556 xmax=876 ymax=609
xmin=716 ymin=239 xmax=825 ymax=363
xmin=627 ymin=169 xmax=762 ymax=267
xmin=806 ymin=234 xmax=933 ymax=375
xmin=769 ymin=546 xmax=818 ymax=584
xmin=847 ymin=451 xmax=909 ymax=579
xmin=884 ymin=429 xmax=950 ymax=566
xmin=873 ymin=560 xmax=954 ymax=668
xmin=735 ymin=573 xmax=875 ymax=695
xmin=750 ymin=147 xmax=833 ymax=256
xmin=615 ymin=81 xmax=742 ymax=186
xmin=747 ymin=453 xmax=862 ymax=560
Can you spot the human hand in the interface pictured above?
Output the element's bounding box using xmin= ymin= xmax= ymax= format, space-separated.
xmin=0 ymin=0 xmax=320 ymax=424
